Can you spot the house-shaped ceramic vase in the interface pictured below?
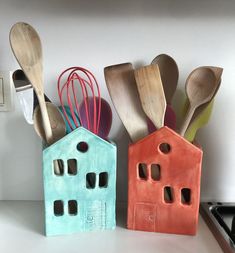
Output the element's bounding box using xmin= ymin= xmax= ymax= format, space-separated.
xmin=127 ymin=126 xmax=202 ymax=235
xmin=43 ymin=127 xmax=116 ymax=236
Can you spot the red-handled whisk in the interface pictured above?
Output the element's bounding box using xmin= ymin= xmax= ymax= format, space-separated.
xmin=57 ymin=67 xmax=101 ymax=135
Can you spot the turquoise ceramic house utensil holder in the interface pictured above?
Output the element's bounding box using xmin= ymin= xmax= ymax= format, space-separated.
xmin=43 ymin=127 xmax=117 ymax=236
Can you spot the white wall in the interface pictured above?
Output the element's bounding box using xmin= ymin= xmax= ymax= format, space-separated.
xmin=0 ymin=0 xmax=235 ymax=201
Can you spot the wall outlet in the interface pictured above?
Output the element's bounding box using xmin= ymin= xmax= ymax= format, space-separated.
xmin=0 ymin=71 xmax=14 ymax=111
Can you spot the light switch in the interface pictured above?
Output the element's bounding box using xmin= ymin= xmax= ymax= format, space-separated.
xmin=0 ymin=71 xmax=14 ymax=111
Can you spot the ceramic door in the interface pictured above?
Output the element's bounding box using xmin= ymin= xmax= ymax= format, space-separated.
xmin=134 ymin=203 xmax=156 ymax=232
xmin=85 ymin=201 xmax=106 ymax=230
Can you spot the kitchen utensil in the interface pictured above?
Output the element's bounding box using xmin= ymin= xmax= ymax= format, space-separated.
xmin=59 ymin=105 xmax=81 ymax=134
xmin=57 ymin=66 xmax=101 ymax=135
xmin=10 ymin=22 xmax=53 ymax=144
xmin=13 ymin=69 xmax=51 ymax=125
xmin=79 ymin=97 xmax=112 ymax=139
xmin=134 ymin=64 xmax=166 ymax=130
xmin=12 ymin=69 xmax=34 ymax=124
xmin=179 ymin=67 xmax=217 ymax=136
xmin=147 ymin=105 xmax=176 ymax=133
xmin=34 ymin=102 xmax=66 ymax=175
xmin=33 ymin=102 xmax=66 ymax=144
xmin=33 ymin=89 xmax=51 ymax=110
xmin=151 ymin=54 xmax=178 ymax=104
xmin=134 ymin=64 xmax=170 ymax=200
xmin=104 ymin=63 xmax=148 ymax=143
xmin=151 ymin=53 xmax=178 ymax=130
xmin=184 ymin=67 xmax=222 ymax=142
xmin=184 ymin=100 xmax=214 ymax=142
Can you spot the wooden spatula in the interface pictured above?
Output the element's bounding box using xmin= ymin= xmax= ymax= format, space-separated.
xmin=104 ymin=63 xmax=148 ymax=143
xmin=134 ymin=64 xmax=166 ymax=130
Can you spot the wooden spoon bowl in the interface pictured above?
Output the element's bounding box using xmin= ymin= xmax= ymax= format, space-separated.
xmin=179 ymin=67 xmax=217 ymax=136
xmin=33 ymin=102 xmax=66 ymax=144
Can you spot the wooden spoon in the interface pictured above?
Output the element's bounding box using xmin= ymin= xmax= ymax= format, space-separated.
xmin=33 ymin=102 xmax=66 ymax=144
xmin=179 ymin=67 xmax=217 ymax=136
xmin=134 ymin=64 xmax=166 ymax=129
xmin=184 ymin=67 xmax=223 ymax=142
xmin=9 ymin=22 xmax=53 ymax=144
xmin=151 ymin=54 xmax=179 ymax=104
xmin=34 ymin=102 xmax=66 ymax=175
xmin=104 ymin=63 xmax=148 ymax=143
xmin=184 ymin=99 xmax=215 ymax=142
xmin=188 ymin=67 xmax=222 ymax=123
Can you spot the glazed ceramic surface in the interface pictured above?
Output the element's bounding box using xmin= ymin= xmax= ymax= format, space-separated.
xmin=43 ymin=127 xmax=117 ymax=236
xmin=127 ymin=127 xmax=202 ymax=235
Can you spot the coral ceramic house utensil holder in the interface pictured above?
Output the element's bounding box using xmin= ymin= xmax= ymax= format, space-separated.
xmin=127 ymin=126 xmax=202 ymax=235
xmin=43 ymin=127 xmax=116 ymax=236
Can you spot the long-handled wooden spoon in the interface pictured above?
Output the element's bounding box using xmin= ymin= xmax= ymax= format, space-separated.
xmin=34 ymin=102 xmax=67 ymax=175
xmin=104 ymin=63 xmax=148 ymax=143
xmin=10 ymin=22 xmax=53 ymax=144
xmin=184 ymin=67 xmax=223 ymax=142
xmin=179 ymin=67 xmax=217 ymax=136
xmin=134 ymin=64 xmax=166 ymax=130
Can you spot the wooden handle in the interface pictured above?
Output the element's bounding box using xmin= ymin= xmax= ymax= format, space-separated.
xmin=37 ymin=94 xmax=53 ymax=144
xmin=134 ymin=64 xmax=166 ymax=129
xmin=179 ymin=105 xmax=196 ymax=136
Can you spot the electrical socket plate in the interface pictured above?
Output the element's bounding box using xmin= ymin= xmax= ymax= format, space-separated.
xmin=0 ymin=71 xmax=14 ymax=111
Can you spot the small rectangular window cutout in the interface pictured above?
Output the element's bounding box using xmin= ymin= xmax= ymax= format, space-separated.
xmin=151 ymin=164 xmax=161 ymax=181
xmin=53 ymin=160 xmax=64 ymax=175
xmin=86 ymin=173 xmax=96 ymax=189
xmin=68 ymin=200 xmax=78 ymax=215
xmin=54 ymin=200 xmax=64 ymax=216
xmin=181 ymin=188 xmax=191 ymax=205
xmin=68 ymin=159 xmax=77 ymax=175
xmin=138 ymin=163 xmax=147 ymax=180
xmin=99 ymin=172 xmax=108 ymax=188
xmin=164 ymin=186 xmax=174 ymax=203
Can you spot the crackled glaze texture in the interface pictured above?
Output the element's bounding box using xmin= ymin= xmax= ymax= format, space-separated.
xmin=127 ymin=126 xmax=202 ymax=235
xmin=43 ymin=127 xmax=116 ymax=236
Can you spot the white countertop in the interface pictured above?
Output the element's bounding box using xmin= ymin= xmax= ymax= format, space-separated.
xmin=0 ymin=201 xmax=223 ymax=253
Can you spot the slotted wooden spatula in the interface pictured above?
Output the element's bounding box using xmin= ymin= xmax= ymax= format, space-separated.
xmin=104 ymin=63 xmax=148 ymax=143
xmin=134 ymin=64 xmax=166 ymax=130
